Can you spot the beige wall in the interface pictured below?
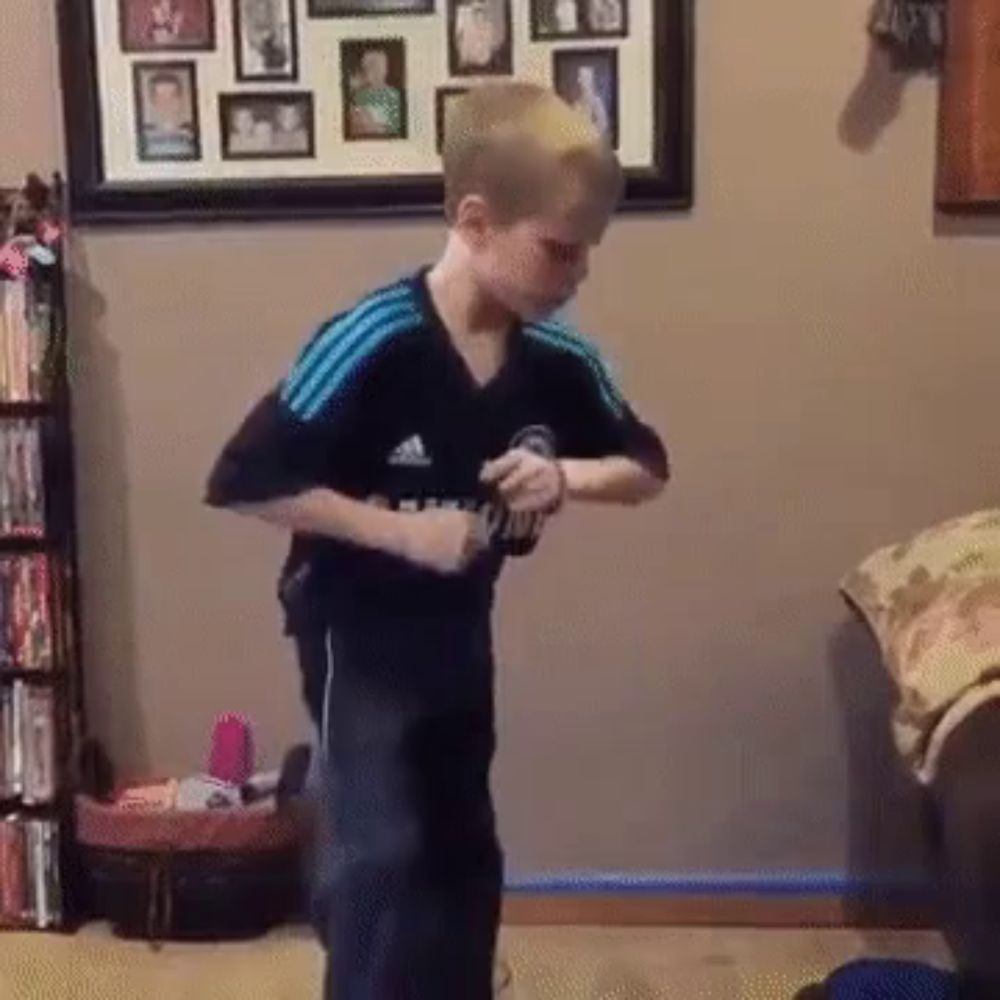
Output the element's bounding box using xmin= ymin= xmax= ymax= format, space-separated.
xmin=5 ymin=0 xmax=999 ymax=882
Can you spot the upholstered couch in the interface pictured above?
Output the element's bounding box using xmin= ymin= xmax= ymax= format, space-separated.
xmin=840 ymin=508 xmax=1000 ymax=992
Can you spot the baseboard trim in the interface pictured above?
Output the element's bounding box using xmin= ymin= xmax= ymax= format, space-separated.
xmin=500 ymin=872 xmax=939 ymax=929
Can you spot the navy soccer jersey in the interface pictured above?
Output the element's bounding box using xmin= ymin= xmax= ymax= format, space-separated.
xmin=205 ymin=268 xmax=668 ymax=625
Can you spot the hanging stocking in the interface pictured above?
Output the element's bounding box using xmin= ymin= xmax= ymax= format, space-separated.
xmin=869 ymin=0 xmax=947 ymax=71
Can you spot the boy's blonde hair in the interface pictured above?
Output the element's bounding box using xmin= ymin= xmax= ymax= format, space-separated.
xmin=442 ymin=81 xmax=623 ymax=227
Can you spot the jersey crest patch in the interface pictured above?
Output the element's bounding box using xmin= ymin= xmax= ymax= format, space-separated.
xmin=509 ymin=424 xmax=557 ymax=459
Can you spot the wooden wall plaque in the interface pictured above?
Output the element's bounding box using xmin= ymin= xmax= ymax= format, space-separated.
xmin=936 ymin=0 xmax=1000 ymax=211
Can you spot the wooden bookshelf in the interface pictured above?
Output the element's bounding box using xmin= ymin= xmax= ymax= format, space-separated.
xmin=0 ymin=175 xmax=85 ymax=933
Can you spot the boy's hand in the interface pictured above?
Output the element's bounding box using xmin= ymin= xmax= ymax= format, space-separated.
xmin=480 ymin=449 xmax=566 ymax=514
xmin=397 ymin=508 xmax=490 ymax=575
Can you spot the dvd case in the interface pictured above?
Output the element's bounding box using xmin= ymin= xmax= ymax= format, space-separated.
xmin=21 ymin=685 xmax=55 ymax=805
xmin=0 ymin=817 xmax=26 ymax=924
xmin=0 ymin=687 xmax=12 ymax=798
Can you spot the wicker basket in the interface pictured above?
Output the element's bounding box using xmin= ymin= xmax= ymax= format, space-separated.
xmin=73 ymin=794 xmax=310 ymax=944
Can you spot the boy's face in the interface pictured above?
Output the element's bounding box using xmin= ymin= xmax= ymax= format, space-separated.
xmin=149 ymin=80 xmax=184 ymax=128
xmin=247 ymin=0 xmax=274 ymax=28
xmin=277 ymin=104 xmax=300 ymax=130
xmin=466 ymin=195 xmax=609 ymax=322
xmin=233 ymin=108 xmax=254 ymax=134
xmin=362 ymin=51 xmax=388 ymax=86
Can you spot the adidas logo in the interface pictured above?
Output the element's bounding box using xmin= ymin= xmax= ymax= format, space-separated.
xmin=388 ymin=435 xmax=432 ymax=467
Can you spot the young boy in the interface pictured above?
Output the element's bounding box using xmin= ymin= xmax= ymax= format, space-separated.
xmin=348 ymin=49 xmax=402 ymax=138
xmin=204 ymin=81 xmax=669 ymax=999
xmin=141 ymin=72 xmax=196 ymax=160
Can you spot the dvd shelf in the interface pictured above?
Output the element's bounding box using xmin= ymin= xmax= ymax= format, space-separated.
xmin=0 ymin=175 xmax=85 ymax=932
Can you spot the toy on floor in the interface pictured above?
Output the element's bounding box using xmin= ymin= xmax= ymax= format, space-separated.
xmin=104 ymin=714 xmax=314 ymax=813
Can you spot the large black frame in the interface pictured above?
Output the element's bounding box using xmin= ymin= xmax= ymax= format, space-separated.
xmin=56 ymin=0 xmax=694 ymax=224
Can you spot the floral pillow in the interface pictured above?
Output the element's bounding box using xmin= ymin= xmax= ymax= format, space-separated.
xmin=840 ymin=507 xmax=1000 ymax=779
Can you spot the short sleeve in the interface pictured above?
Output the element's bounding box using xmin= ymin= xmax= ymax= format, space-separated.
xmin=556 ymin=346 xmax=670 ymax=481
xmin=204 ymin=385 xmax=363 ymax=507
xmin=205 ymin=282 xmax=422 ymax=507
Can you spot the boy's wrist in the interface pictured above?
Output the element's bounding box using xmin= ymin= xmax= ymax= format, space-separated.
xmin=557 ymin=459 xmax=586 ymax=500
xmin=547 ymin=459 xmax=570 ymax=512
xmin=557 ymin=457 xmax=664 ymax=505
xmin=372 ymin=506 xmax=414 ymax=561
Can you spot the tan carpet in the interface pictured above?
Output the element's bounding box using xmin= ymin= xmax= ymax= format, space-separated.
xmin=0 ymin=921 xmax=953 ymax=999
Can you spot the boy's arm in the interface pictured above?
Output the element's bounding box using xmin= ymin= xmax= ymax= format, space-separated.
xmin=234 ymin=489 xmax=487 ymax=574
xmin=205 ymin=389 xmax=487 ymax=574
xmin=561 ymin=396 xmax=669 ymax=505
xmin=231 ymin=488 xmax=406 ymax=556
xmin=481 ymin=400 xmax=667 ymax=513
xmin=545 ymin=332 xmax=670 ymax=507
xmin=560 ymin=454 xmax=664 ymax=506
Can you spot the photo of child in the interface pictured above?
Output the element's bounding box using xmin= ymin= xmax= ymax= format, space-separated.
xmin=151 ymin=0 xmax=184 ymax=43
xmin=120 ymin=0 xmax=215 ymax=52
xmin=530 ymin=0 xmax=628 ymax=39
xmin=133 ymin=62 xmax=200 ymax=161
xmin=235 ymin=0 xmax=297 ymax=81
xmin=587 ymin=0 xmax=626 ymax=33
xmin=220 ymin=93 xmax=314 ymax=158
xmin=341 ymin=40 xmax=407 ymax=140
xmin=448 ymin=0 xmax=512 ymax=77
xmin=553 ymin=49 xmax=619 ymax=148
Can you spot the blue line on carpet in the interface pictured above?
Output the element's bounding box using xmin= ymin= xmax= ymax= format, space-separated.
xmin=502 ymin=871 xmax=933 ymax=896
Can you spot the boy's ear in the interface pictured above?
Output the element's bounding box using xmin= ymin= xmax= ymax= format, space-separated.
xmin=453 ymin=193 xmax=493 ymax=249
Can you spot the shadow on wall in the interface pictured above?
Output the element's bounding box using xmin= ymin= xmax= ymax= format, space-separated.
xmin=66 ymin=240 xmax=148 ymax=779
xmin=828 ymin=613 xmax=935 ymax=931
xmin=838 ymin=38 xmax=910 ymax=153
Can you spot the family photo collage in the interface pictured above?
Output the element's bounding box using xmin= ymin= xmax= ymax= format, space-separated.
xmin=114 ymin=0 xmax=633 ymax=169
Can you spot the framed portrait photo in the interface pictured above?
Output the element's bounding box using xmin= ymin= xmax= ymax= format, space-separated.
xmin=119 ymin=0 xmax=216 ymax=52
xmin=340 ymin=39 xmax=409 ymax=141
xmin=220 ymin=92 xmax=315 ymax=159
xmin=553 ymin=48 xmax=619 ymax=149
xmin=57 ymin=0 xmax=693 ymax=222
xmin=447 ymin=0 xmax=512 ymax=77
xmin=530 ymin=0 xmax=629 ymax=40
xmin=133 ymin=61 xmax=202 ymax=161
xmin=233 ymin=0 xmax=298 ymax=82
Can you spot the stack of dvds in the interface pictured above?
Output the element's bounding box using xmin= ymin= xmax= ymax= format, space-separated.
xmin=0 ymin=555 xmax=53 ymax=672
xmin=0 ymin=420 xmax=45 ymax=537
xmin=0 ymin=276 xmax=51 ymax=403
xmin=0 ymin=175 xmax=83 ymax=934
xmin=0 ymin=817 xmax=62 ymax=928
xmin=0 ymin=681 xmax=56 ymax=806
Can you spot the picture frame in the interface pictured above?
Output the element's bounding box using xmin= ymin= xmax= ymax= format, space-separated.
xmin=56 ymin=0 xmax=693 ymax=223
xmin=529 ymin=0 xmax=629 ymax=41
xmin=233 ymin=0 xmax=299 ymax=83
xmin=340 ymin=38 xmax=409 ymax=142
xmin=132 ymin=61 xmax=202 ymax=162
xmin=553 ymin=48 xmax=620 ymax=150
xmin=118 ymin=0 xmax=216 ymax=53
xmin=447 ymin=0 xmax=513 ymax=78
xmin=219 ymin=91 xmax=316 ymax=159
